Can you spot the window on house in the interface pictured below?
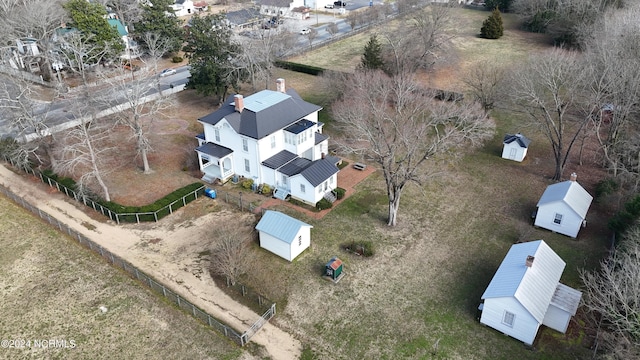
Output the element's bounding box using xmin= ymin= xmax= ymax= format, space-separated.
xmin=244 ymin=159 xmax=250 ymax=173
xmin=554 ymin=213 xmax=563 ymax=225
xmin=242 ymin=138 xmax=248 ymax=152
xmin=324 ymin=181 xmax=328 ymax=191
xmin=329 ymin=176 xmax=333 ymax=184
xmin=271 ymin=135 xmax=276 ymax=149
xmin=318 ymin=186 xmax=322 ymax=194
xmin=214 ymin=128 xmax=220 ymax=142
xmin=502 ymin=311 xmax=515 ymax=327
xmin=300 ymin=184 xmax=305 ymax=193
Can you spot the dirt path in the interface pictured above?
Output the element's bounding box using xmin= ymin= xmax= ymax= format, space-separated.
xmin=0 ymin=164 xmax=301 ymax=360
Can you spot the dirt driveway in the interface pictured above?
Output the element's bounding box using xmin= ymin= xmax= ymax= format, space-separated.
xmin=0 ymin=163 xmax=302 ymax=360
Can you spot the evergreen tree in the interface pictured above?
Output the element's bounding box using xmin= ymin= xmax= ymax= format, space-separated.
xmin=183 ymin=14 xmax=245 ymax=101
xmin=484 ymin=0 xmax=512 ymax=12
xmin=63 ymin=0 xmax=124 ymax=61
xmin=481 ymin=8 xmax=504 ymax=39
xmin=360 ymin=34 xmax=384 ymax=71
xmin=133 ymin=0 xmax=184 ymax=54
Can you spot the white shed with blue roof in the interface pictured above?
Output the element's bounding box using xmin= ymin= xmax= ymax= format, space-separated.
xmin=255 ymin=210 xmax=313 ymax=262
xmin=479 ymin=240 xmax=582 ymax=346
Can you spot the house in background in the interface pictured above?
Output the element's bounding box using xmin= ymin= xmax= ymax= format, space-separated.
xmin=534 ymin=173 xmax=593 ymax=238
xmin=256 ymin=0 xmax=305 ymax=19
xmin=171 ymin=0 xmax=195 ymax=16
xmin=255 ymin=210 xmax=312 ymax=261
xmin=502 ymin=133 xmax=531 ymax=162
xmin=106 ymin=18 xmax=140 ymax=60
xmin=195 ymin=78 xmax=339 ymax=205
xmin=479 ymin=240 xmax=582 ymax=346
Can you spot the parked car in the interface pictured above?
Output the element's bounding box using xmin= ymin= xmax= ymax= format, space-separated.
xmin=333 ymin=1 xmax=347 ymax=6
xmin=300 ymin=28 xmax=311 ymax=35
xmin=324 ymin=3 xmax=334 ymax=8
xmin=159 ymin=68 xmax=177 ymax=77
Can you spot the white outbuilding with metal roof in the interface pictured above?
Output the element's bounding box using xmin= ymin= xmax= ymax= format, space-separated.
xmin=534 ymin=173 xmax=593 ymax=238
xmin=479 ymin=240 xmax=582 ymax=346
xmin=255 ymin=210 xmax=312 ymax=262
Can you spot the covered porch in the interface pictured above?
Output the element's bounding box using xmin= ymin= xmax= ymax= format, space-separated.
xmin=195 ymin=143 xmax=234 ymax=183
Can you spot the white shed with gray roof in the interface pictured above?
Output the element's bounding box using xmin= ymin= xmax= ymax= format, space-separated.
xmin=479 ymin=240 xmax=582 ymax=346
xmin=255 ymin=210 xmax=313 ymax=261
xmin=502 ymin=133 xmax=531 ymax=162
xmin=534 ymin=174 xmax=593 ymax=238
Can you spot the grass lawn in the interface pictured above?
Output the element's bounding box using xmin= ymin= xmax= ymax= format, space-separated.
xmin=240 ymin=6 xmax=609 ymax=360
xmin=0 ymin=196 xmax=244 ymax=360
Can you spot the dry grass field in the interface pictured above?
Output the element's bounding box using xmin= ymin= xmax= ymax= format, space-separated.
xmin=0 ymin=197 xmax=246 ymax=360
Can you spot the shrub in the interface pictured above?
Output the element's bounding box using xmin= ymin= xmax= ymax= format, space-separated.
xmin=595 ymin=178 xmax=619 ymax=200
xmin=316 ymin=198 xmax=333 ymax=210
xmin=261 ymin=184 xmax=271 ymax=195
xmin=333 ymin=187 xmax=346 ymax=200
xmin=274 ymin=60 xmax=324 ymax=76
xmin=171 ymin=56 xmax=183 ymax=63
xmin=241 ymin=179 xmax=254 ymax=190
xmin=481 ymin=8 xmax=504 ymax=39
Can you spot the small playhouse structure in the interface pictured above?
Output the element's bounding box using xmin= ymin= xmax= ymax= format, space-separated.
xmin=479 ymin=240 xmax=582 ymax=346
xmin=502 ymin=133 xmax=531 ymax=162
xmin=324 ymin=257 xmax=344 ymax=282
xmin=534 ymin=173 xmax=593 ymax=238
xmin=255 ymin=210 xmax=312 ymax=262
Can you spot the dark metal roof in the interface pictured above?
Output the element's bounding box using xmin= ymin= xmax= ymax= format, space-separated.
xmin=285 ymin=119 xmax=315 ymax=134
xmin=195 ymin=143 xmax=234 ymax=158
xmin=226 ymin=8 xmax=262 ymax=26
xmin=300 ymin=158 xmax=339 ymax=186
xmin=195 ymin=133 xmax=205 ymax=140
xmin=279 ymin=158 xmax=312 ymax=176
xmin=503 ymin=133 xmax=531 ymax=148
xmin=198 ymin=89 xmax=322 ymax=140
xmin=262 ymin=150 xmax=298 ymax=169
xmin=314 ymin=132 xmax=328 ymax=145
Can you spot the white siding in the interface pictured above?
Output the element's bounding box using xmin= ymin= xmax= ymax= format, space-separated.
xmin=258 ymin=232 xmax=291 ymax=261
xmin=542 ymin=304 xmax=572 ymax=333
xmin=535 ymin=203 xmax=582 ymax=238
xmin=289 ymin=173 xmax=337 ymax=204
xmin=290 ymin=227 xmax=311 ymax=260
xmin=501 ymin=142 xmax=527 ymax=162
xmin=481 ymin=297 xmax=540 ymax=345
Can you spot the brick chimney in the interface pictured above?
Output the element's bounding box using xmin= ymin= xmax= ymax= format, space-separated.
xmin=276 ymin=78 xmax=285 ymax=93
xmin=234 ymin=94 xmax=244 ymax=113
xmin=570 ymin=172 xmax=577 ymax=182
xmin=526 ymin=255 xmax=535 ymax=268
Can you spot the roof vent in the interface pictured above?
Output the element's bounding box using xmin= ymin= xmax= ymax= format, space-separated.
xmin=526 ymin=255 xmax=535 ymax=268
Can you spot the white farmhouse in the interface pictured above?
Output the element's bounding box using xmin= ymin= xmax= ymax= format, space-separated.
xmin=534 ymin=173 xmax=593 ymax=238
xmin=501 ymin=133 xmax=531 ymax=162
xmin=256 ymin=0 xmax=306 ymax=19
xmin=255 ymin=210 xmax=312 ymax=261
xmin=195 ymin=78 xmax=339 ymax=205
xmin=480 ymin=240 xmax=582 ymax=346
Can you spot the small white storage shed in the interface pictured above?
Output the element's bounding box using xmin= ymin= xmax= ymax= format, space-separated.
xmin=255 ymin=210 xmax=312 ymax=262
xmin=480 ymin=240 xmax=582 ymax=346
xmin=534 ymin=174 xmax=593 ymax=238
xmin=502 ymin=133 xmax=531 ymax=162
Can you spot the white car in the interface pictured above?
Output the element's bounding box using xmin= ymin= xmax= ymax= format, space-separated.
xmin=159 ymin=68 xmax=177 ymax=77
xmin=324 ymin=4 xmax=334 ymax=8
xmin=300 ymin=28 xmax=311 ymax=35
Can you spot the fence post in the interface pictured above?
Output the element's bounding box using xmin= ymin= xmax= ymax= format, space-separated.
xmin=177 ymin=295 xmax=181 ymax=307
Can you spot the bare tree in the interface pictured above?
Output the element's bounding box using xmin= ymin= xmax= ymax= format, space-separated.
xmin=581 ymin=4 xmax=640 ymax=188
xmin=462 ymin=58 xmax=508 ymax=111
xmin=305 ymin=28 xmax=318 ymax=48
xmin=209 ymin=223 xmax=252 ymax=286
xmin=381 ymin=4 xmax=455 ymax=76
xmin=332 ymin=70 xmax=494 ymax=226
xmin=509 ymin=48 xmax=597 ymax=181
xmin=97 ymin=68 xmax=173 ymax=173
xmin=0 ymin=76 xmax=57 ymax=169
xmin=580 ymin=224 xmax=640 ymax=359
xmin=53 ymin=97 xmax=116 ymax=202
xmin=326 ymin=22 xmax=339 ymax=38
xmin=1 ymin=0 xmax=67 ymax=83
xmin=139 ymin=31 xmax=173 ymax=73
